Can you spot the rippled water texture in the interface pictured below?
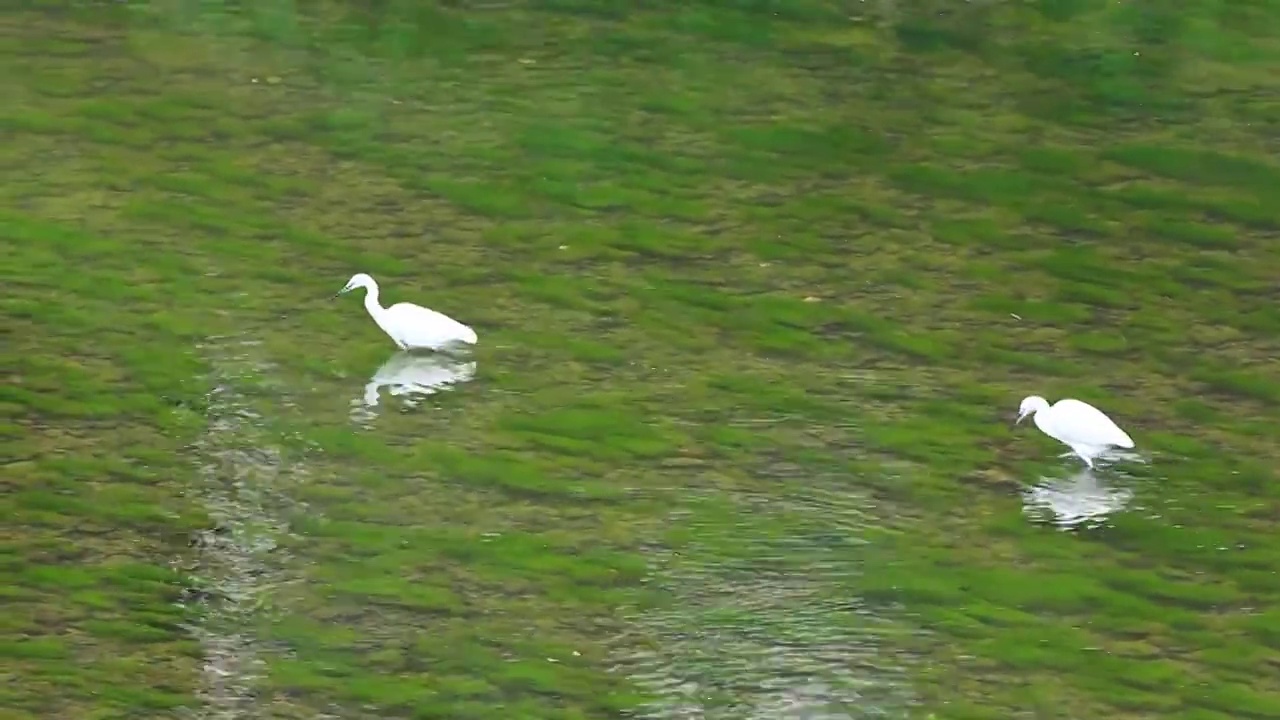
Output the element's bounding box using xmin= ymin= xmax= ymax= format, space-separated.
xmin=617 ymin=475 xmax=915 ymax=719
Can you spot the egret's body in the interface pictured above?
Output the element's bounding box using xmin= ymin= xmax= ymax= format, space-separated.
xmin=337 ymin=273 xmax=477 ymax=351
xmin=1016 ymin=396 xmax=1134 ymax=469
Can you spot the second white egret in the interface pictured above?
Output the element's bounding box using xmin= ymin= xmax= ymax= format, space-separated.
xmin=1015 ymin=395 xmax=1134 ymax=469
xmin=336 ymin=273 xmax=477 ymax=351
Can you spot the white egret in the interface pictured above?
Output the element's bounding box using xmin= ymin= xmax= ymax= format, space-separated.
xmin=336 ymin=273 xmax=477 ymax=351
xmin=1015 ymin=395 xmax=1134 ymax=469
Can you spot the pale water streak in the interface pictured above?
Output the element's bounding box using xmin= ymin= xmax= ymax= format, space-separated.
xmin=614 ymin=474 xmax=915 ymax=719
xmin=179 ymin=336 xmax=315 ymax=720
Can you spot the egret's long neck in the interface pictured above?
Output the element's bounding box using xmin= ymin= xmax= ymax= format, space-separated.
xmin=1032 ymin=408 xmax=1054 ymax=437
xmin=362 ymin=284 xmax=384 ymax=318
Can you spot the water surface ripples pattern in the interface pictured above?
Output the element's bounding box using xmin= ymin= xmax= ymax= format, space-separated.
xmin=618 ymin=475 xmax=915 ymax=719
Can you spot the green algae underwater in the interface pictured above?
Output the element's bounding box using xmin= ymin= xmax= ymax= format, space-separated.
xmin=4 ymin=1 xmax=1279 ymax=718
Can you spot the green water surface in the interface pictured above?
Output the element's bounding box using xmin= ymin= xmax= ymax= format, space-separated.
xmin=5 ymin=1 xmax=1279 ymax=719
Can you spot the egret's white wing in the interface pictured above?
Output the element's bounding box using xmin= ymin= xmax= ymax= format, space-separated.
xmin=1051 ymin=399 xmax=1134 ymax=448
xmin=386 ymin=302 xmax=478 ymax=349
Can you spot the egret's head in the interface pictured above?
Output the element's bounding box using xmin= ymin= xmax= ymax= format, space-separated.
xmin=1016 ymin=395 xmax=1049 ymax=424
xmin=337 ymin=273 xmax=375 ymax=296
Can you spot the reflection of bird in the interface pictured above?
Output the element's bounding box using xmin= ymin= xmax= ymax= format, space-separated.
xmin=362 ymin=352 xmax=476 ymax=407
xmin=1015 ymin=395 xmax=1134 ymax=469
xmin=1023 ymin=468 xmax=1133 ymax=530
xmin=336 ymin=273 xmax=477 ymax=351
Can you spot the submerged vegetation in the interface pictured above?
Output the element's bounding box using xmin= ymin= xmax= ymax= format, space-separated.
xmin=5 ymin=1 xmax=1279 ymax=718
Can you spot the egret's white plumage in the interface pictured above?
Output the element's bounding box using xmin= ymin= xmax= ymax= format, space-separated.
xmin=1016 ymin=395 xmax=1134 ymax=469
xmin=337 ymin=273 xmax=477 ymax=351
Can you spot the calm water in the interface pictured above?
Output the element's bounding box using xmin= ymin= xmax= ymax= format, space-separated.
xmin=8 ymin=2 xmax=1279 ymax=719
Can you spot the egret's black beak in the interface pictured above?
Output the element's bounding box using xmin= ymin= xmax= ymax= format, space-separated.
xmin=1014 ymin=413 xmax=1026 ymax=426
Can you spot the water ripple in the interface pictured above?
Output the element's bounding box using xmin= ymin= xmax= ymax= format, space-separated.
xmin=615 ymin=474 xmax=914 ymax=719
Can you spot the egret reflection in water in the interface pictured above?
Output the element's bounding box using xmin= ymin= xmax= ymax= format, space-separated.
xmin=1022 ymin=468 xmax=1134 ymax=530
xmin=355 ymin=351 xmax=476 ymax=413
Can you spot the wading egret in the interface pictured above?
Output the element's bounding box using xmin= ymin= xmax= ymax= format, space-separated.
xmin=1015 ymin=396 xmax=1134 ymax=469
xmin=336 ymin=273 xmax=477 ymax=351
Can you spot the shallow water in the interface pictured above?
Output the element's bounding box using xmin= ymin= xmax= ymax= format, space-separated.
xmin=617 ymin=476 xmax=915 ymax=719
xmin=7 ymin=2 xmax=1280 ymax=719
